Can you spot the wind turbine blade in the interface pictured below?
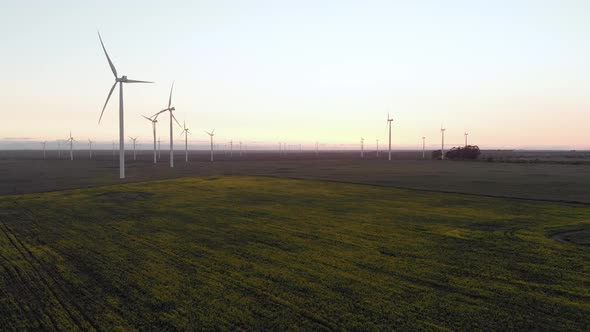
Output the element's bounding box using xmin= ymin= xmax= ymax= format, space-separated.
xmin=168 ymin=81 xmax=175 ymax=109
xmin=211 ymin=129 xmax=215 ymax=135
xmin=99 ymin=81 xmax=117 ymax=123
xmin=171 ymin=113 xmax=182 ymax=128
xmin=141 ymin=115 xmax=153 ymax=121
xmin=152 ymin=109 xmax=167 ymax=118
xmin=125 ymin=79 xmax=153 ymax=83
xmin=98 ymin=32 xmax=117 ymax=78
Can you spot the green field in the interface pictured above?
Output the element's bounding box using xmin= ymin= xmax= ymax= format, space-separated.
xmin=1 ymin=176 xmax=589 ymax=330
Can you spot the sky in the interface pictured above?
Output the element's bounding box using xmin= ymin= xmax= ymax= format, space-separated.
xmin=1 ymin=0 xmax=589 ymax=150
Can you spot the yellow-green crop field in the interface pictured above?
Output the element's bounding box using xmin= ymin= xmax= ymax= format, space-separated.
xmin=0 ymin=176 xmax=589 ymax=330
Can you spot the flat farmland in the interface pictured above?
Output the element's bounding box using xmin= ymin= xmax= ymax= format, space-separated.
xmin=0 ymin=176 xmax=589 ymax=330
xmin=1 ymin=150 xmax=589 ymax=204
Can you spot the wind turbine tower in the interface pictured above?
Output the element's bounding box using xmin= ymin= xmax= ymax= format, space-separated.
xmin=157 ymin=137 xmax=161 ymax=160
xmin=422 ymin=136 xmax=426 ymax=159
xmin=57 ymin=141 xmax=61 ymax=159
xmin=41 ymin=141 xmax=47 ymax=160
xmin=240 ymin=141 xmax=243 ymax=157
xmin=180 ymin=121 xmax=190 ymax=162
xmin=316 ymin=142 xmax=319 ymax=157
xmin=361 ymin=137 xmax=365 ymax=159
xmin=98 ymin=32 xmax=153 ymax=179
xmin=66 ymin=131 xmax=76 ymax=161
xmin=206 ymin=130 xmax=215 ymax=162
xmin=153 ymin=82 xmax=181 ymax=168
xmin=464 ymin=132 xmax=469 ymax=147
xmin=230 ymin=140 xmax=233 ymax=158
xmin=376 ymin=139 xmax=379 ymax=158
xmin=387 ymin=113 xmax=394 ymax=161
xmin=142 ymin=114 xmax=158 ymax=164
xmin=129 ymin=136 xmax=138 ymax=160
xmin=88 ymin=139 xmax=94 ymax=159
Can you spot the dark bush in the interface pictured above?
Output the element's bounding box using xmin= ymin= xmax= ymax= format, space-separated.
xmin=445 ymin=145 xmax=481 ymax=160
xmin=431 ymin=150 xmax=443 ymax=160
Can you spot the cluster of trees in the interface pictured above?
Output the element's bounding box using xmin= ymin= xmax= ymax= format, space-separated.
xmin=432 ymin=145 xmax=481 ymax=160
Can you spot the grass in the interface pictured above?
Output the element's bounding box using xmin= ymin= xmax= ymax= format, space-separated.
xmin=0 ymin=176 xmax=589 ymax=330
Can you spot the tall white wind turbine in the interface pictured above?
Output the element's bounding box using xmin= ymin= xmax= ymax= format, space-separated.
xmin=180 ymin=121 xmax=190 ymax=162
xmin=129 ymin=136 xmax=138 ymax=160
xmin=142 ymin=114 xmax=158 ymax=164
xmin=153 ymin=82 xmax=181 ymax=168
xmin=205 ymin=130 xmax=215 ymax=162
xmin=66 ymin=131 xmax=76 ymax=161
xmin=422 ymin=136 xmax=426 ymax=159
xmin=387 ymin=113 xmax=394 ymax=161
xmin=98 ymin=32 xmax=153 ymax=179
xmin=464 ymin=132 xmax=469 ymax=147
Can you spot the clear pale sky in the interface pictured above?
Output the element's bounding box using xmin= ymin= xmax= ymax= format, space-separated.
xmin=1 ymin=0 xmax=588 ymax=149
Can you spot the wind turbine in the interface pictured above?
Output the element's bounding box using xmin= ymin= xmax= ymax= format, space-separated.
xmin=153 ymin=82 xmax=182 ymax=168
xmin=142 ymin=114 xmax=158 ymax=164
xmin=376 ymin=139 xmax=379 ymax=158
xmin=315 ymin=141 xmax=319 ymax=157
xmin=240 ymin=141 xmax=243 ymax=157
xmin=361 ymin=137 xmax=364 ymax=159
xmin=441 ymin=126 xmax=446 ymax=160
xmin=129 ymin=136 xmax=138 ymax=160
xmin=88 ymin=139 xmax=94 ymax=159
xmin=41 ymin=141 xmax=47 ymax=160
xmin=229 ymin=140 xmax=233 ymax=158
xmin=205 ymin=130 xmax=215 ymax=162
xmin=57 ymin=141 xmax=61 ymax=159
xmin=98 ymin=32 xmax=153 ymax=179
xmin=387 ymin=113 xmax=394 ymax=161
xmin=464 ymin=132 xmax=469 ymax=147
xmin=66 ymin=131 xmax=76 ymax=161
xmin=157 ymin=137 xmax=161 ymax=160
xmin=180 ymin=121 xmax=190 ymax=162
xmin=422 ymin=136 xmax=426 ymax=159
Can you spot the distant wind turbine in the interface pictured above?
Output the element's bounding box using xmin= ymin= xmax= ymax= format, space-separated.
xmin=157 ymin=137 xmax=161 ymax=160
xmin=240 ymin=141 xmax=243 ymax=157
xmin=205 ymin=130 xmax=215 ymax=162
xmin=153 ymin=82 xmax=182 ymax=168
xmin=361 ymin=137 xmax=365 ymax=159
xmin=315 ymin=141 xmax=319 ymax=157
xmin=57 ymin=141 xmax=61 ymax=159
xmin=229 ymin=140 xmax=233 ymax=158
xmin=88 ymin=139 xmax=94 ymax=159
xmin=464 ymin=132 xmax=469 ymax=147
xmin=66 ymin=131 xmax=76 ymax=161
xmin=142 ymin=114 xmax=158 ymax=164
xmin=129 ymin=136 xmax=138 ymax=160
xmin=376 ymin=139 xmax=379 ymax=158
xmin=422 ymin=136 xmax=426 ymax=159
xmin=98 ymin=32 xmax=153 ymax=179
xmin=387 ymin=113 xmax=394 ymax=161
xmin=41 ymin=141 xmax=47 ymax=160
xmin=441 ymin=126 xmax=446 ymax=160
xmin=180 ymin=121 xmax=190 ymax=162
